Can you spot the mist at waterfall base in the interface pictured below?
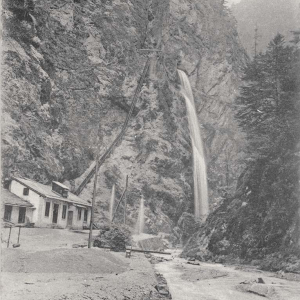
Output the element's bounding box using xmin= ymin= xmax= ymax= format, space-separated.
xmin=178 ymin=70 xmax=209 ymax=221
xmin=135 ymin=197 xmax=145 ymax=234
xmin=109 ymin=184 xmax=115 ymax=222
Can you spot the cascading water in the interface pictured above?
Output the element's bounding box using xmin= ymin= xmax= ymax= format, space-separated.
xmin=178 ymin=70 xmax=209 ymax=221
xmin=136 ymin=196 xmax=145 ymax=234
xmin=109 ymin=184 xmax=115 ymax=222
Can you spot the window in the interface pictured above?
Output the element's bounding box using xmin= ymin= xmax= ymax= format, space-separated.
xmin=4 ymin=205 xmax=12 ymax=221
xmin=78 ymin=208 xmax=82 ymax=220
xmin=23 ymin=187 xmax=29 ymax=196
xmin=62 ymin=205 xmax=67 ymax=219
xmin=45 ymin=202 xmax=50 ymax=217
xmin=18 ymin=207 xmax=26 ymax=223
xmin=84 ymin=209 xmax=88 ymax=222
xmin=62 ymin=190 xmax=68 ymax=198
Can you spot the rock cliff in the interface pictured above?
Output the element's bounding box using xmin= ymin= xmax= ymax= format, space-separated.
xmin=2 ymin=0 xmax=246 ymax=233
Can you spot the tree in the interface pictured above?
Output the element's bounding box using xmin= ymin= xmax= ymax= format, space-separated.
xmin=236 ymin=34 xmax=299 ymax=159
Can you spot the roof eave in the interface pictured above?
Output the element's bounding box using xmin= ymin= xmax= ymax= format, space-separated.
xmin=44 ymin=196 xmax=92 ymax=207
xmin=3 ymin=203 xmax=34 ymax=208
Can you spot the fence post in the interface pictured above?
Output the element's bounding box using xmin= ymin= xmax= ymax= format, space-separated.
xmin=7 ymin=227 xmax=12 ymax=248
xmin=124 ymin=175 xmax=129 ymax=224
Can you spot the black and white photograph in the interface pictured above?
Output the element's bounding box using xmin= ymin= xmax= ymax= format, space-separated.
xmin=1 ymin=0 xmax=300 ymax=299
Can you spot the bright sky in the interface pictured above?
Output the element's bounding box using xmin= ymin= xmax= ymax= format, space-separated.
xmin=226 ymin=0 xmax=242 ymax=6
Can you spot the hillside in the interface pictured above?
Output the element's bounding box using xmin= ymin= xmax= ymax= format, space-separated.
xmin=1 ymin=0 xmax=247 ymax=233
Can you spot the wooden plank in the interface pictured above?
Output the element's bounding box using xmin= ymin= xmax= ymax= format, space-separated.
xmin=124 ymin=175 xmax=128 ymax=224
xmin=94 ymin=245 xmax=172 ymax=255
xmin=128 ymin=248 xmax=171 ymax=255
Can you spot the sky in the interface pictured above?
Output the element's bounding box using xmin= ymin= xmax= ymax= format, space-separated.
xmin=226 ymin=0 xmax=242 ymax=6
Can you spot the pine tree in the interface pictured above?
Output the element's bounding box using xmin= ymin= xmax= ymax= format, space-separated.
xmin=236 ymin=34 xmax=299 ymax=159
xmin=231 ymin=33 xmax=300 ymax=256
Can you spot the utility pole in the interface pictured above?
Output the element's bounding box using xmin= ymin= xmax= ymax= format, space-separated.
xmin=88 ymin=159 xmax=99 ymax=248
xmin=123 ymin=175 xmax=129 ymax=225
xmin=112 ymin=175 xmax=129 ymax=223
xmin=88 ymin=123 xmax=103 ymax=248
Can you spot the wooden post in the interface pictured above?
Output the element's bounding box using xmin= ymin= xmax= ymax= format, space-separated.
xmin=88 ymin=159 xmax=99 ymax=248
xmin=112 ymin=175 xmax=128 ymax=223
xmin=17 ymin=226 xmax=21 ymax=244
xmin=7 ymin=227 xmax=12 ymax=248
xmin=124 ymin=175 xmax=128 ymax=225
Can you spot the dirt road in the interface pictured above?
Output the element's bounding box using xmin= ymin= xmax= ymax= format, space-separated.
xmin=0 ymin=228 xmax=162 ymax=300
xmin=154 ymin=255 xmax=300 ymax=300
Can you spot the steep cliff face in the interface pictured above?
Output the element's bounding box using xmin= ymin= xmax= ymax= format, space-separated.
xmin=2 ymin=0 xmax=246 ymax=233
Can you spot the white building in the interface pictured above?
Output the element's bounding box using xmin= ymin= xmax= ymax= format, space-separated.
xmin=2 ymin=177 xmax=91 ymax=229
xmin=2 ymin=187 xmax=35 ymax=225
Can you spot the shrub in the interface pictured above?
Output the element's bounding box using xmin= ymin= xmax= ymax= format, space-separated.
xmin=93 ymin=223 xmax=132 ymax=252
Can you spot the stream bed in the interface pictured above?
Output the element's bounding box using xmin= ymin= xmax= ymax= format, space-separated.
xmin=153 ymin=253 xmax=300 ymax=300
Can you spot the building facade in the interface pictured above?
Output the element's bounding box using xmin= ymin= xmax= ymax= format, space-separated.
xmin=2 ymin=188 xmax=34 ymax=226
xmin=2 ymin=177 xmax=91 ymax=229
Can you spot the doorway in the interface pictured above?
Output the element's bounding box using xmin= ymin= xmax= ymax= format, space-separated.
xmin=67 ymin=211 xmax=73 ymax=226
xmin=52 ymin=204 xmax=59 ymax=224
xmin=4 ymin=205 xmax=12 ymax=221
xmin=18 ymin=207 xmax=26 ymax=223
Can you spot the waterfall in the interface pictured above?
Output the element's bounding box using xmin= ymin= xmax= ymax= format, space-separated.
xmin=178 ymin=70 xmax=209 ymax=221
xmin=136 ymin=197 xmax=145 ymax=234
xmin=109 ymin=184 xmax=115 ymax=222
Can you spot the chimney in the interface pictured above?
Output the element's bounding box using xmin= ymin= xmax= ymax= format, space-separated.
xmin=3 ymin=178 xmax=11 ymax=189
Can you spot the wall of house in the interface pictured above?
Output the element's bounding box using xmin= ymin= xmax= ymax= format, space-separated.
xmin=10 ymin=180 xmax=42 ymax=224
xmin=39 ymin=199 xmax=91 ymax=229
xmin=2 ymin=204 xmax=34 ymax=225
xmin=66 ymin=204 xmax=91 ymax=229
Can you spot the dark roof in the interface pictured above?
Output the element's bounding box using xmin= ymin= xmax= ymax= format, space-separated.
xmin=1 ymin=188 xmax=34 ymax=207
xmin=12 ymin=177 xmax=91 ymax=207
xmin=53 ymin=181 xmax=70 ymax=190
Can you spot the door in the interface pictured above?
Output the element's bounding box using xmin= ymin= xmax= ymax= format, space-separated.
xmin=18 ymin=207 xmax=26 ymax=223
xmin=67 ymin=211 xmax=73 ymax=226
xmin=52 ymin=204 xmax=59 ymax=224
xmin=4 ymin=205 xmax=12 ymax=221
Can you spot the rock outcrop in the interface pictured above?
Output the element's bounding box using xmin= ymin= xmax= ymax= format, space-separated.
xmin=2 ymin=0 xmax=246 ymax=232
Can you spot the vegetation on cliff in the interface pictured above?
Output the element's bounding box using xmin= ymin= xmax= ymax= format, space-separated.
xmin=183 ymin=33 xmax=300 ymax=270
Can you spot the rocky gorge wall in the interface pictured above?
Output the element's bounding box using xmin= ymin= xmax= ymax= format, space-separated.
xmin=1 ymin=0 xmax=246 ymax=233
xmin=182 ymin=154 xmax=300 ymax=271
